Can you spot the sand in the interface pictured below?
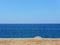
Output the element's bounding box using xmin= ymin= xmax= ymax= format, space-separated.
xmin=0 ymin=38 xmax=60 ymax=45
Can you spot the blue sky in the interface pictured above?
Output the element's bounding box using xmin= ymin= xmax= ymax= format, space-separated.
xmin=0 ymin=0 xmax=60 ymax=23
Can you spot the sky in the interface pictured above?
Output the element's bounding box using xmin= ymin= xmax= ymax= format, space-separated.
xmin=0 ymin=0 xmax=60 ymax=24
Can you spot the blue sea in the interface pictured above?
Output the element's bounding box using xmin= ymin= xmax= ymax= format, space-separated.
xmin=0 ymin=24 xmax=60 ymax=38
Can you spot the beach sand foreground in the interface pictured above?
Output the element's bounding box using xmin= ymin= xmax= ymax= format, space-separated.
xmin=0 ymin=38 xmax=60 ymax=45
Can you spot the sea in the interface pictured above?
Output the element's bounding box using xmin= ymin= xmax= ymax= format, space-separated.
xmin=0 ymin=24 xmax=60 ymax=38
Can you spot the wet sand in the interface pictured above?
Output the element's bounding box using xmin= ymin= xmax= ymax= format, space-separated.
xmin=0 ymin=38 xmax=60 ymax=45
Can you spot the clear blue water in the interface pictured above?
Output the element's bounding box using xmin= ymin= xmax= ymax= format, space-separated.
xmin=0 ymin=24 xmax=60 ymax=38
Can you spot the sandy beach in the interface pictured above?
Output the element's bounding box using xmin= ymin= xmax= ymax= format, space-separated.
xmin=0 ymin=38 xmax=60 ymax=45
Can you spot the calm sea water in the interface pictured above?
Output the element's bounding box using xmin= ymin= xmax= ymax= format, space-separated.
xmin=0 ymin=24 xmax=60 ymax=38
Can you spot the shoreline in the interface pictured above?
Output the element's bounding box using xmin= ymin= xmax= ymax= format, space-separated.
xmin=0 ymin=38 xmax=60 ymax=40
